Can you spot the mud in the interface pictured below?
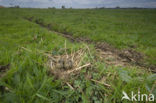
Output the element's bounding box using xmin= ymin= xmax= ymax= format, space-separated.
xmin=0 ymin=64 xmax=10 ymax=74
xmin=25 ymin=17 xmax=156 ymax=72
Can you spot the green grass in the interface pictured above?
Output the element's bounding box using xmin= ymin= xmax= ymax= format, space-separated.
xmin=0 ymin=8 xmax=156 ymax=103
xmin=20 ymin=8 xmax=156 ymax=65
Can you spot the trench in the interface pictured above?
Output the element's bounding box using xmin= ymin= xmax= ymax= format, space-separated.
xmin=24 ymin=17 xmax=156 ymax=73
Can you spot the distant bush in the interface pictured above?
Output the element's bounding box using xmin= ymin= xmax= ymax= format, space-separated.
xmin=62 ymin=5 xmax=65 ymax=9
xmin=48 ymin=7 xmax=56 ymax=9
xmin=98 ymin=7 xmax=105 ymax=9
xmin=116 ymin=6 xmax=120 ymax=9
xmin=15 ymin=5 xmax=20 ymax=8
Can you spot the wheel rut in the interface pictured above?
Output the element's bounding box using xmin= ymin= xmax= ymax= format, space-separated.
xmin=24 ymin=17 xmax=156 ymax=73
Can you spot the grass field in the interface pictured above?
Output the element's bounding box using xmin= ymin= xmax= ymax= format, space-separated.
xmin=0 ymin=8 xmax=156 ymax=103
xmin=22 ymin=8 xmax=156 ymax=65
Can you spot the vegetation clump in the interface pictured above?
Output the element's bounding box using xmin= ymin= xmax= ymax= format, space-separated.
xmin=47 ymin=45 xmax=91 ymax=79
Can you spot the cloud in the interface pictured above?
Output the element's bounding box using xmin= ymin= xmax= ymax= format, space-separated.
xmin=0 ymin=0 xmax=156 ymax=8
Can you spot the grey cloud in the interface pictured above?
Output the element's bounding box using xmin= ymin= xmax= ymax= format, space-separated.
xmin=0 ymin=0 xmax=156 ymax=8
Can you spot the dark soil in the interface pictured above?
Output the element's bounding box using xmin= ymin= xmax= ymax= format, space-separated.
xmin=0 ymin=64 xmax=10 ymax=74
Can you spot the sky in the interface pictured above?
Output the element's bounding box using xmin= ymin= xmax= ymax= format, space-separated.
xmin=0 ymin=0 xmax=156 ymax=8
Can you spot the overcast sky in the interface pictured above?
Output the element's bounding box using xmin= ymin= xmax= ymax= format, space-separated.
xmin=0 ymin=0 xmax=156 ymax=8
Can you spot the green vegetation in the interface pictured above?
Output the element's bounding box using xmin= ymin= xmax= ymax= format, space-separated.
xmin=21 ymin=8 xmax=156 ymax=65
xmin=0 ymin=8 xmax=156 ymax=103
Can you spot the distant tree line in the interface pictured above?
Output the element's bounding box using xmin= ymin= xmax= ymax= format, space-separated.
xmin=48 ymin=5 xmax=73 ymax=9
xmin=9 ymin=5 xmax=20 ymax=8
xmin=95 ymin=6 xmax=153 ymax=9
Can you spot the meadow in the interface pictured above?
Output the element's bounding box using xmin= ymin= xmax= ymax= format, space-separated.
xmin=0 ymin=8 xmax=156 ymax=103
xmin=22 ymin=8 xmax=156 ymax=65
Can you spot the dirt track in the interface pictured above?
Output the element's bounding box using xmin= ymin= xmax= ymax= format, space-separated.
xmin=24 ymin=17 xmax=156 ymax=72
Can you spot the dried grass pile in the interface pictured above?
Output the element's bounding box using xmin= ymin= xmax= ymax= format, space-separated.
xmin=48 ymin=47 xmax=91 ymax=79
